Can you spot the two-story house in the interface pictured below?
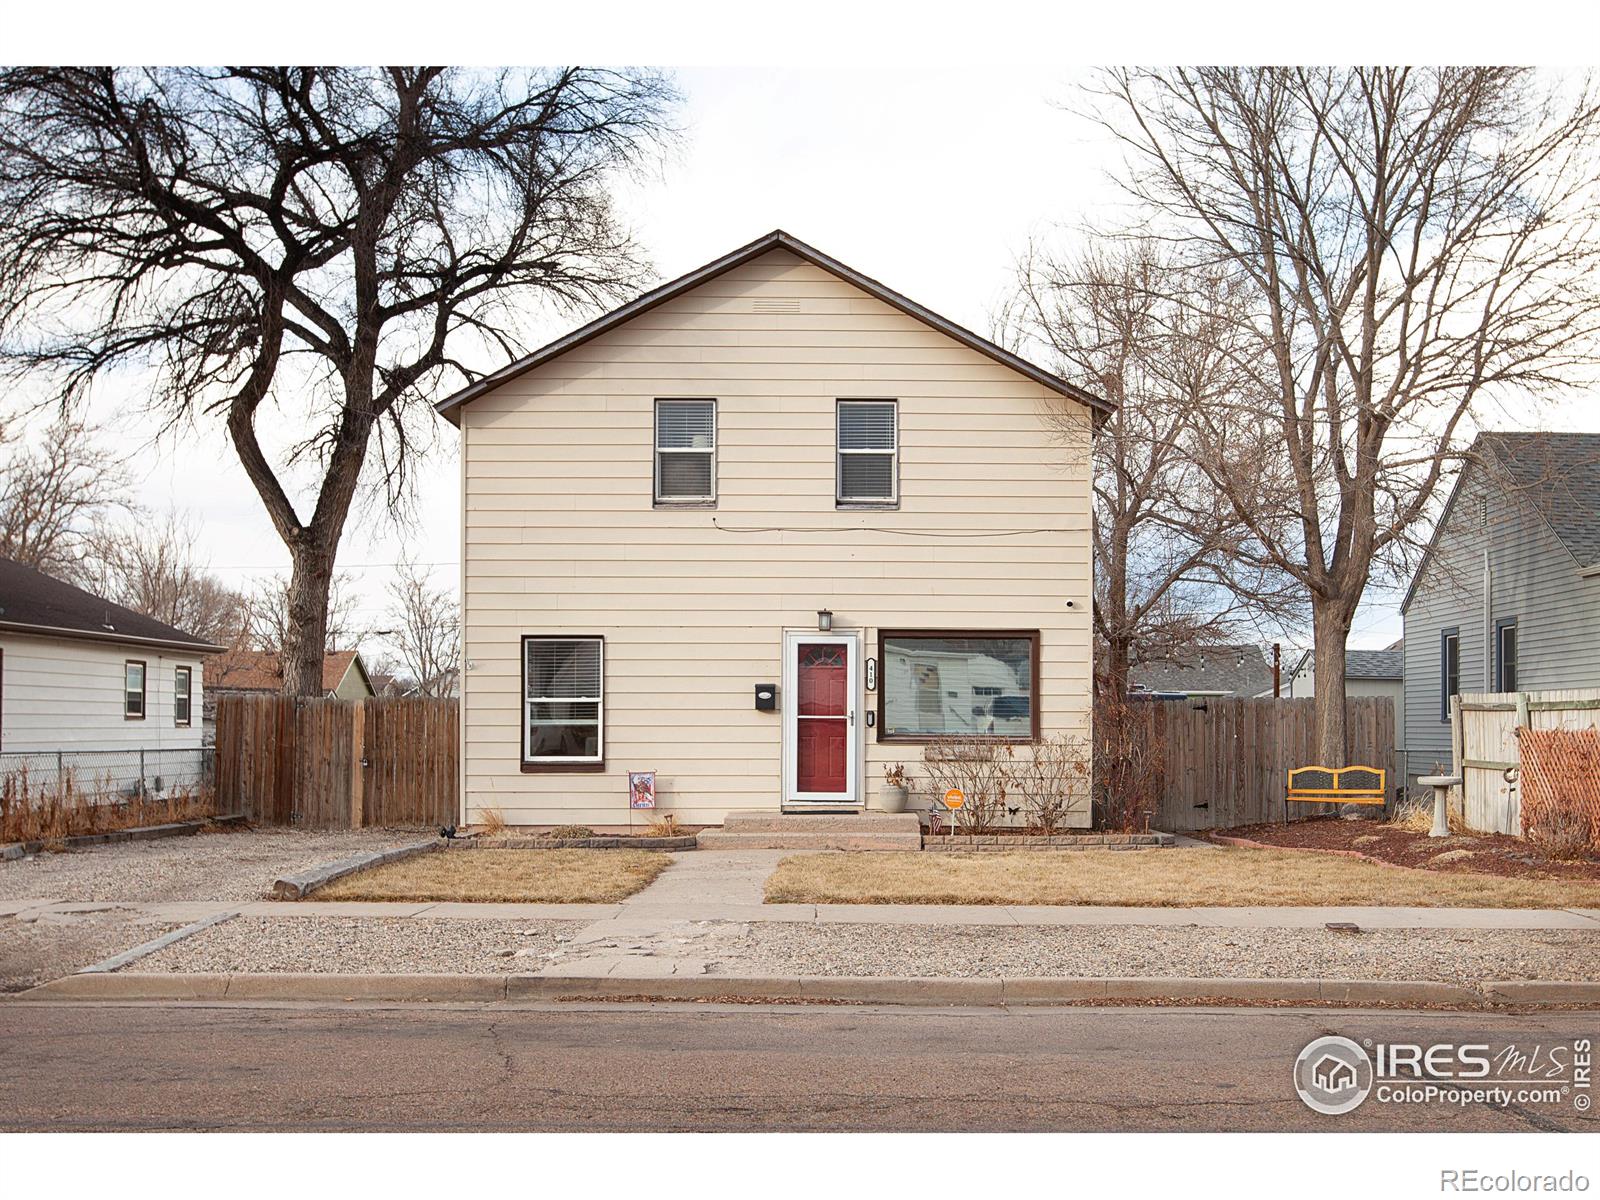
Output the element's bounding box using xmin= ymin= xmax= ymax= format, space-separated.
xmin=1399 ymin=431 xmax=1600 ymax=783
xmin=437 ymin=230 xmax=1108 ymax=830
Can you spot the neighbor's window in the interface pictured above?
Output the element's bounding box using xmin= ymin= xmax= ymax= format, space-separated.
xmin=174 ymin=666 xmax=193 ymax=727
xmin=837 ymin=400 xmax=897 ymax=504
xmin=878 ymin=632 xmax=1038 ymax=741
xmin=1495 ymin=618 xmax=1518 ymax=692
xmin=522 ymin=636 xmax=604 ymax=766
xmin=124 ymin=660 xmax=146 ymax=720
xmin=1440 ymin=629 xmax=1460 ymax=721
xmin=655 ymin=399 xmax=716 ymax=503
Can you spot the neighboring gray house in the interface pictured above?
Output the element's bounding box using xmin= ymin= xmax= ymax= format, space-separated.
xmin=1399 ymin=431 xmax=1600 ymax=783
xmin=1285 ymin=645 xmax=1405 ymax=768
xmin=1128 ymin=644 xmax=1274 ymax=698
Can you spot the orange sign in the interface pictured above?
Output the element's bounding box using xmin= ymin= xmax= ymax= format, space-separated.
xmin=943 ymin=788 xmax=965 ymax=810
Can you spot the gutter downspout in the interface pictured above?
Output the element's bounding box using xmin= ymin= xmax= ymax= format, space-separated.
xmin=1483 ymin=548 xmax=1494 ymax=692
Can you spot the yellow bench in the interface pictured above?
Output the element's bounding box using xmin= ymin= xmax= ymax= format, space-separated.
xmin=1287 ymin=765 xmax=1387 ymax=807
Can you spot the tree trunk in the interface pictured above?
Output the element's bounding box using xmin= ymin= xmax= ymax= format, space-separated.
xmin=1309 ymin=593 xmax=1357 ymax=767
xmin=1101 ymin=636 xmax=1132 ymax=702
xmin=281 ymin=546 xmax=334 ymax=697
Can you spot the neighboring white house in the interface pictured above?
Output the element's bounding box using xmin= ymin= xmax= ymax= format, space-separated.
xmin=0 ymin=557 xmax=224 ymax=795
xmin=436 ymin=229 xmax=1108 ymax=830
xmin=1284 ymin=645 xmax=1406 ymax=740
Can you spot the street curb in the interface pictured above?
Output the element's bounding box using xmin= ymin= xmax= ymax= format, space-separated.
xmin=11 ymin=972 xmax=1586 ymax=1009
xmin=271 ymin=839 xmax=442 ymax=900
xmin=0 ymin=815 xmax=245 ymax=860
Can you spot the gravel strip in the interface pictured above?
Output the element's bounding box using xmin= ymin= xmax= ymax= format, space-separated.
xmin=137 ymin=917 xmax=587 ymax=974
xmin=0 ymin=828 xmax=433 ymax=903
xmin=723 ymin=923 xmax=1600 ymax=984
xmin=1 ymin=911 xmax=180 ymax=991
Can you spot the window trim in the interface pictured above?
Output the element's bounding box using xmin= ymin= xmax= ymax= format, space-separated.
xmin=174 ymin=665 xmax=193 ymax=728
xmin=1494 ymin=616 xmax=1518 ymax=693
xmin=1439 ymin=627 xmax=1460 ymax=722
xmin=836 ymin=398 xmax=899 ymax=507
xmin=875 ymin=628 xmax=1041 ymax=744
xmin=653 ymin=398 xmax=718 ymax=506
xmin=124 ymin=659 xmax=147 ymax=721
xmin=519 ymin=634 xmax=606 ymax=773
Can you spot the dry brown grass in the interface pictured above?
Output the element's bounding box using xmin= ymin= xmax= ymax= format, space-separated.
xmin=475 ymin=807 xmax=509 ymax=838
xmin=311 ymin=848 xmax=671 ymax=903
xmin=1389 ymin=795 xmax=1469 ymax=836
xmin=2 ymin=771 xmax=215 ymax=844
xmin=764 ymin=847 xmax=1600 ymax=908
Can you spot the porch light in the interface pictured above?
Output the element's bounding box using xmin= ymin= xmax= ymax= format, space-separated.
xmin=817 ymin=608 xmax=833 ymax=632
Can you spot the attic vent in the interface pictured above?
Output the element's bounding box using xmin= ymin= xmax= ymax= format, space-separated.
xmin=1478 ymin=495 xmax=1489 ymax=529
xmin=752 ymin=297 xmax=800 ymax=314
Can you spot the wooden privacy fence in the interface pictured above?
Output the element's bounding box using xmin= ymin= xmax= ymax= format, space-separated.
xmin=214 ymin=694 xmax=458 ymax=829
xmin=1126 ymin=697 xmax=1395 ymax=832
xmin=1452 ymin=689 xmax=1600 ymax=836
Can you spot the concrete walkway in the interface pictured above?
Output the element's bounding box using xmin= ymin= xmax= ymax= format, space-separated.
xmin=7 ymin=895 xmax=1599 ymax=929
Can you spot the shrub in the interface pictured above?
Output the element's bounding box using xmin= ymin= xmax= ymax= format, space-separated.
xmin=1012 ymin=733 xmax=1092 ymax=834
xmin=921 ymin=735 xmax=1012 ymax=834
xmin=1093 ymin=696 xmax=1166 ymax=832
xmin=544 ymin=824 xmax=597 ymax=839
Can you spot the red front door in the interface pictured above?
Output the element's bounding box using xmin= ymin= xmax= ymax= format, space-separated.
xmin=795 ymin=641 xmax=849 ymax=795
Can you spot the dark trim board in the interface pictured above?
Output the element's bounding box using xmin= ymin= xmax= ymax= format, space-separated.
xmin=434 ymin=230 xmax=1113 ymax=423
xmin=874 ymin=628 xmax=1042 ymax=745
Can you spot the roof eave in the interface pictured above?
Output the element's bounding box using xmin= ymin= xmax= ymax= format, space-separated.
xmin=0 ymin=619 xmax=226 ymax=656
xmin=432 ymin=229 xmax=1112 ymax=424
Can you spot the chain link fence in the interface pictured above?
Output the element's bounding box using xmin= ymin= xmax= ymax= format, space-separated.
xmin=0 ymin=747 xmax=215 ymax=806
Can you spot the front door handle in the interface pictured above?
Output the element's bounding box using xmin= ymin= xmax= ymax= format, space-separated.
xmin=849 ymin=710 xmax=856 ymax=726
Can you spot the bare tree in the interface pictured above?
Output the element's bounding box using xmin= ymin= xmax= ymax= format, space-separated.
xmin=1005 ymin=240 xmax=1300 ymax=696
xmin=0 ymin=414 xmax=132 ymax=576
xmin=73 ymin=513 xmax=247 ymax=646
xmin=1090 ymin=68 xmax=1600 ymax=762
xmin=0 ymin=67 xmax=677 ymax=694
xmin=242 ymin=572 xmax=367 ymax=656
xmin=382 ymin=558 xmax=460 ymax=697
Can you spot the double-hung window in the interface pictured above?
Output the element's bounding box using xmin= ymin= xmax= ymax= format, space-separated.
xmin=836 ymin=400 xmax=898 ymax=504
xmin=522 ymin=636 xmax=604 ymax=767
xmin=1495 ymin=618 xmax=1518 ymax=692
xmin=124 ymin=660 xmax=146 ymax=720
xmin=174 ymin=666 xmax=193 ymax=727
xmin=655 ymin=399 xmax=716 ymax=503
xmin=1440 ymin=628 xmax=1460 ymax=721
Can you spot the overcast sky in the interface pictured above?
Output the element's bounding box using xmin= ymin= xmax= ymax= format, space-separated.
xmin=52 ymin=64 xmax=1600 ymax=660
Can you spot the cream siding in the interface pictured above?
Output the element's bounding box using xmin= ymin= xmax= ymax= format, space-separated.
xmin=458 ymin=249 xmax=1093 ymax=828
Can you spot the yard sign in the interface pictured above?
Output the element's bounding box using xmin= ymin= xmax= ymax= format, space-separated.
xmin=629 ymin=771 xmax=657 ymax=810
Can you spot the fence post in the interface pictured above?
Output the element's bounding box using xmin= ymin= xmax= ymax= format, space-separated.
xmin=350 ymin=701 xmax=366 ymax=829
xmin=138 ymin=748 xmax=146 ymax=797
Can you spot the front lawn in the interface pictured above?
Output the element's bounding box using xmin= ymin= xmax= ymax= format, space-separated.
xmin=764 ymin=847 xmax=1600 ymax=908
xmin=309 ymin=849 xmax=670 ymax=903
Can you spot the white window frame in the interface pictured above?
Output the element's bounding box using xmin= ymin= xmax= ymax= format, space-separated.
xmin=654 ymin=398 xmax=717 ymax=504
xmin=174 ymin=665 xmax=193 ymax=727
xmin=521 ymin=636 xmax=605 ymax=767
xmin=836 ymin=399 xmax=898 ymax=506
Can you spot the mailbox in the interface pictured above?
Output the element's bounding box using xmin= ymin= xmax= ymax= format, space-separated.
xmin=754 ymin=683 xmax=777 ymax=711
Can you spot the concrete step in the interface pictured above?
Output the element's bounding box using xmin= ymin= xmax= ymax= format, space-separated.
xmin=719 ymin=811 xmax=921 ymax=834
xmin=696 ymin=829 xmax=923 ymax=852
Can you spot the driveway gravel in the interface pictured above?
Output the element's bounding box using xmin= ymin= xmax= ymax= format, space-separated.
xmin=138 ymin=916 xmax=587 ymax=974
xmin=1 ymin=910 xmax=179 ymax=991
xmin=0 ymin=827 xmax=432 ymax=903
xmin=729 ymin=923 xmax=1600 ymax=984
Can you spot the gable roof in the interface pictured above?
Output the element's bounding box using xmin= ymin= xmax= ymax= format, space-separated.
xmin=1128 ymin=644 xmax=1273 ymax=697
xmin=211 ymin=648 xmax=370 ymax=694
xmin=0 ymin=557 xmax=225 ymax=654
xmin=1401 ymin=430 xmax=1600 ymax=612
xmin=433 ymin=229 xmax=1112 ymax=423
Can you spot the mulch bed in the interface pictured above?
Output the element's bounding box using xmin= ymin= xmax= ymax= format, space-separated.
xmin=1204 ymin=816 xmax=1600 ymax=882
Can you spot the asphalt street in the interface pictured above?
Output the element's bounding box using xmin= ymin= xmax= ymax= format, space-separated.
xmin=2 ymin=1001 xmax=1595 ymax=1132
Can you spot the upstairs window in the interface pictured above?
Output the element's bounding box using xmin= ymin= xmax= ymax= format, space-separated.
xmin=522 ymin=636 xmax=604 ymax=766
xmin=174 ymin=666 xmax=193 ymax=727
xmin=837 ymin=400 xmax=898 ymax=504
xmin=655 ymin=399 xmax=716 ymax=503
xmin=124 ymin=660 xmax=146 ymax=720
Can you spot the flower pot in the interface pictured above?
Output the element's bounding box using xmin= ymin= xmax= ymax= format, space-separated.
xmin=877 ymin=784 xmax=909 ymax=813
